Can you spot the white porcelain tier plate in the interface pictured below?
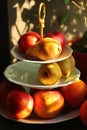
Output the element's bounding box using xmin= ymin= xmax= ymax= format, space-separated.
xmin=10 ymin=45 xmax=73 ymax=64
xmin=4 ymin=61 xmax=80 ymax=90
xmin=0 ymin=107 xmax=79 ymax=124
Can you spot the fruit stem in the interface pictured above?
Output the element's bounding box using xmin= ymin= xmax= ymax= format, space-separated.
xmin=38 ymin=2 xmax=46 ymax=38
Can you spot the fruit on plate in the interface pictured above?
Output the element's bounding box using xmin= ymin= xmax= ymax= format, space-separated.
xmin=33 ymin=90 xmax=64 ymax=119
xmin=60 ymin=79 xmax=87 ymax=108
xmin=58 ymin=55 xmax=75 ymax=78
xmin=3 ymin=89 xmax=34 ymax=119
xmin=26 ymin=37 xmax=62 ymax=60
xmin=38 ymin=62 xmax=62 ymax=85
xmin=80 ymin=100 xmax=87 ymax=126
xmin=0 ymin=79 xmax=25 ymax=108
xmin=18 ymin=31 xmax=41 ymax=51
xmin=44 ymin=31 xmax=66 ymax=50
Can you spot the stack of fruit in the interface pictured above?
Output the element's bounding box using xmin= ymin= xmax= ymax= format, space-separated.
xmin=1 ymin=2 xmax=87 ymax=126
xmin=1 ymin=29 xmax=87 ymax=125
xmin=18 ymin=31 xmax=66 ymax=61
xmin=0 ymin=78 xmax=87 ymax=126
xmin=18 ymin=30 xmax=76 ymax=86
xmin=14 ymin=30 xmax=87 ymax=125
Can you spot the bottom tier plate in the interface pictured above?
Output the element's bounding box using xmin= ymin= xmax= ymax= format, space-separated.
xmin=0 ymin=108 xmax=79 ymax=124
xmin=4 ymin=61 xmax=80 ymax=90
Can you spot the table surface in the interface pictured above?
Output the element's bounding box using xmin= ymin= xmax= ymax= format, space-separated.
xmin=0 ymin=115 xmax=87 ymax=130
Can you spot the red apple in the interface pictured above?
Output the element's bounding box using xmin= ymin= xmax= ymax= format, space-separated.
xmin=80 ymin=100 xmax=87 ymax=126
xmin=60 ymin=79 xmax=87 ymax=109
xmin=3 ymin=89 xmax=34 ymax=119
xmin=0 ymin=79 xmax=25 ymax=107
xmin=33 ymin=90 xmax=64 ymax=119
xmin=18 ymin=31 xmax=41 ymax=51
xmin=44 ymin=31 xmax=66 ymax=50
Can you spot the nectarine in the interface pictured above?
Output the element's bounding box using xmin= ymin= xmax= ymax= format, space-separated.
xmin=80 ymin=100 xmax=87 ymax=126
xmin=33 ymin=90 xmax=64 ymax=119
xmin=60 ymin=79 xmax=87 ymax=109
xmin=0 ymin=79 xmax=25 ymax=108
xmin=3 ymin=90 xmax=34 ymax=119
xmin=18 ymin=31 xmax=41 ymax=51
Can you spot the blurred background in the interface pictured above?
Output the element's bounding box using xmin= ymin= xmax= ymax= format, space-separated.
xmin=7 ymin=0 xmax=86 ymax=46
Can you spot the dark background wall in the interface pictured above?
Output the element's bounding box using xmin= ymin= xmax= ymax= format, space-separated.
xmin=0 ymin=0 xmax=86 ymax=80
xmin=0 ymin=1 xmax=10 ymax=79
xmin=7 ymin=0 xmax=86 ymax=47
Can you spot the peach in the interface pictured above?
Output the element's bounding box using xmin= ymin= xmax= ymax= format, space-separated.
xmin=3 ymin=89 xmax=34 ymax=119
xmin=33 ymin=90 xmax=64 ymax=119
xmin=80 ymin=100 xmax=87 ymax=126
xmin=0 ymin=79 xmax=25 ymax=107
xmin=60 ymin=79 xmax=87 ymax=108
xmin=18 ymin=31 xmax=41 ymax=51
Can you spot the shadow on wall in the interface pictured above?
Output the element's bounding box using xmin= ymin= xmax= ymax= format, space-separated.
xmin=7 ymin=0 xmax=86 ymax=47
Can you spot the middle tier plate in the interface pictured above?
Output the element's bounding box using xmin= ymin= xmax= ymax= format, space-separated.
xmin=4 ymin=61 xmax=81 ymax=90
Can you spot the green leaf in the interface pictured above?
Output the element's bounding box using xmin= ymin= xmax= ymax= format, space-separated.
xmin=83 ymin=30 xmax=87 ymax=45
xmin=76 ymin=14 xmax=81 ymax=23
xmin=64 ymin=0 xmax=70 ymax=5
xmin=60 ymin=14 xmax=69 ymax=24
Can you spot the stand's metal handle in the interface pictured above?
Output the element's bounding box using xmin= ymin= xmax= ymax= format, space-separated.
xmin=39 ymin=2 xmax=46 ymax=38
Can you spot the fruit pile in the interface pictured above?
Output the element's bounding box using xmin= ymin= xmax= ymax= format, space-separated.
xmin=18 ymin=29 xmax=73 ymax=85
xmin=18 ymin=31 xmax=66 ymax=61
xmin=1 ymin=2 xmax=87 ymax=126
xmin=38 ymin=55 xmax=75 ymax=85
xmin=0 ymin=79 xmax=87 ymax=125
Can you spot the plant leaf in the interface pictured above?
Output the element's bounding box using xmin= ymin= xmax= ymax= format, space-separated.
xmin=64 ymin=0 xmax=70 ymax=5
xmin=83 ymin=30 xmax=87 ymax=45
xmin=76 ymin=14 xmax=81 ymax=23
xmin=60 ymin=14 xmax=69 ymax=24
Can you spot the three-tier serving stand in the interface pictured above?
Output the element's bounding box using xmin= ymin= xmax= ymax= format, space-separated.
xmin=2 ymin=3 xmax=81 ymax=124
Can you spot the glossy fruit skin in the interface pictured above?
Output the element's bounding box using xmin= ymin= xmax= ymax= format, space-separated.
xmin=58 ymin=55 xmax=75 ymax=78
xmin=80 ymin=100 xmax=87 ymax=126
xmin=33 ymin=90 xmax=64 ymax=119
xmin=26 ymin=37 xmax=62 ymax=61
xmin=38 ymin=62 xmax=62 ymax=85
xmin=60 ymin=79 xmax=87 ymax=109
xmin=3 ymin=90 xmax=34 ymax=119
xmin=44 ymin=31 xmax=66 ymax=50
xmin=0 ymin=79 xmax=25 ymax=107
xmin=18 ymin=31 xmax=41 ymax=51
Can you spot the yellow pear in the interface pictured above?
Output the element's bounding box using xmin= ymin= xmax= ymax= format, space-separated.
xmin=38 ymin=62 xmax=62 ymax=85
xmin=58 ymin=55 xmax=75 ymax=78
xmin=26 ymin=37 xmax=62 ymax=61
